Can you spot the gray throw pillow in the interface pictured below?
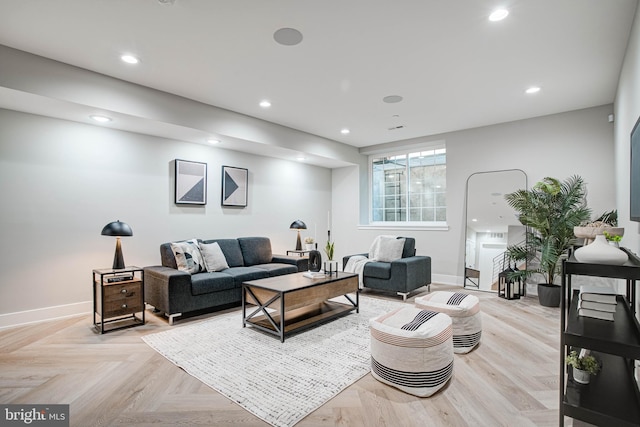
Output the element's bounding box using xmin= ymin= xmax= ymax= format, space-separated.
xmin=199 ymin=241 xmax=230 ymax=272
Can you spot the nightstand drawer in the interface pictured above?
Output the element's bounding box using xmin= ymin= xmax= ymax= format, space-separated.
xmin=95 ymin=280 xmax=143 ymax=317
xmin=102 ymin=280 xmax=142 ymax=300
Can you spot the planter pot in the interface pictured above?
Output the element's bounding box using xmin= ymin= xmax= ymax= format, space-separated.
xmin=537 ymin=283 xmax=561 ymax=307
xmin=572 ymin=367 xmax=591 ymax=384
xmin=305 ymin=244 xmax=315 ymax=250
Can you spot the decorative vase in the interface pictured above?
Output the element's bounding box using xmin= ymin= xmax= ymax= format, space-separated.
xmin=305 ymin=243 xmax=314 ymax=250
xmin=572 ymin=367 xmax=591 ymax=385
xmin=574 ymin=234 xmax=628 ymax=265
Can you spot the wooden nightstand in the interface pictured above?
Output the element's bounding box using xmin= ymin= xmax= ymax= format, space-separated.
xmin=93 ymin=266 xmax=145 ymax=333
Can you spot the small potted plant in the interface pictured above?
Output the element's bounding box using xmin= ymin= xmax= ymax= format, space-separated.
xmin=565 ymin=350 xmax=600 ymax=384
xmin=323 ymin=231 xmax=337 ymax=274
xmin=304 ymin=237 xmax=315 ymax=250
xmin=603 ymin=231 xmax=622 ymax=248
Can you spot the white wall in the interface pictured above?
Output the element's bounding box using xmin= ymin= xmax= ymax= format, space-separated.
xmin=335 ymin=105 xmax=616 ymax=284
xmin=615 ymin=4 xmax=640 ymax=255
xmin=0 ymin=110 xmax=332 ymax=324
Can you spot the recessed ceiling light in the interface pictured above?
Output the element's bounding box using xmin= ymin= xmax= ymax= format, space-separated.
xmin=525 ymin=86 xmax=541 ymax=94
xmin=489 ymin=9 xmax=509 ymax=21
xmin=207 ymin=138 xmax=221 ymax=144
xmin=120 ymin=54 xmax=139 ymax=64
xmin=273 ymin=28 xmax=303 ymax=46
xmin=296 ymin=156 xmax=306 ymax=161
xmin=341 ymin=128 xmax=350 ymax=135
xmin=472 ymin=218 xmax=478 ymax=222
xmin=90 ymin=115 xmax=112 ymax=123
xmin=259 ymin=100 xmax=271 ymax=108
xmin=383 ymin=95 xmax=403 ymax=103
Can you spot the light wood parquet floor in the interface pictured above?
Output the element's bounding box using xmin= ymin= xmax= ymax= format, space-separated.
xmin=0 ymin=284 xmax=582 ymax=427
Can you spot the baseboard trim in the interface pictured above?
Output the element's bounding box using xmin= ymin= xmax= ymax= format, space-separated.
xmin=433 ymin=274 xmax=463 ymax=286
xmin=0 ymin=301 xmax=92 ymax=330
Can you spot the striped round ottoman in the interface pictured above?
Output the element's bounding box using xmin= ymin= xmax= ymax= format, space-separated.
xmin=415 ymin=291 xmax=482 ymax=354
xmin=369 ymin=306 xmax=454 ymax=397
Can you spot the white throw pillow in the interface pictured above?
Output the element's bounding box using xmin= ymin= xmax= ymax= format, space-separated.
xmin=170 ymin=239 xmax=206 ymax=274
xmin=199 ymin=242 xmax=230 ymax=272
xmin=376 ymin=237 xmax=406 ymax=262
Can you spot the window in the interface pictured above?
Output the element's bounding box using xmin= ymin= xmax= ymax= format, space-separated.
xmin=371 ymin=146 xmax=446 ymax=224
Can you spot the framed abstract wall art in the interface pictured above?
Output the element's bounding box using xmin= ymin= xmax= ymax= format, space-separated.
xmin=175 ymin=159 xmax=207 ymax=205
xmin=221 ymin=165 xmax=248 ymax=207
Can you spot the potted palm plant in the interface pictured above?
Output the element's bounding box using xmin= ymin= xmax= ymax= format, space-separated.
xmin=505 ymin=176 xmax=591 ymax=307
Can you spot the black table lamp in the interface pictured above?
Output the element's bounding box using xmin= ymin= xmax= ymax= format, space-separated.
xmin=101 ymin=220 xmax=133 ymax=269
xmin=290 ymin=220 xmax=307 ymax=251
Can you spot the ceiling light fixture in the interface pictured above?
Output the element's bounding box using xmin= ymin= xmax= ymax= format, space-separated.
xmin=383 ymin=95 xmax=403 ymax=103
xmin=296 ymin=156 xmax=306 ymax=161
xmin=526 ymin=86 xmax=541 ymax=94
xmin=273 ymin=28 xmax=303 ymax=46
xmin=259 ymin=100 xmax=271 ymax=108
xmin=207 ymin=138 xmax=221 ymax=144
xmin=489 ymin=9 xmax=509 ymax=21
xmin=90 ymin=115 xmax=112 ymax=123
xmin=341 ymin=128 xmax=350 ymax=135
xmin=120 ymin=54 xmax=139 ymax=64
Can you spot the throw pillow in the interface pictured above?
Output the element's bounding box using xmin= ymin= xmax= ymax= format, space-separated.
xmin=376 ymin=237 xmax=406 ymax=262
xmin=199 ymin=241 xmax=230 ymax=272
xmin=170 ymin=239 xmax=206 ymax=274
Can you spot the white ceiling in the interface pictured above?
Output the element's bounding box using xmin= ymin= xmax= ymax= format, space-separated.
xmin=0 ymin=0 xmax=637 ymax=152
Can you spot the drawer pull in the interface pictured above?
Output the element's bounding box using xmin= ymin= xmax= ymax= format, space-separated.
xmin=121 ymin=289 xmax=127 ymax=294
xmin=121 ymin=304 xmax=128 ymax=308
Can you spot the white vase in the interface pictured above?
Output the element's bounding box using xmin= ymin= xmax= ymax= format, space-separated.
xmin=572 ymin=367 xmax=591 ymax=384
xmin=574 ymin=234 xmax=628 ymax=265
xmin=305 ymin=244 xmax=314 ymax=250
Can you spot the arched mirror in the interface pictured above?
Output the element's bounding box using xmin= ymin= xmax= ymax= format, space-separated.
xmin=464 ymin=169 xmax=527 ymax=292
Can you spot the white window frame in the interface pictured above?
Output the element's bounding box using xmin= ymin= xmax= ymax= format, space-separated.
xmin=365 ymin=142 xmax=448 ymax=231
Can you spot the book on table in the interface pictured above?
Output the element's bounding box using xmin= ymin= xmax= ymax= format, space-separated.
xmin=577 ymin=299 xmax=617 ymax=313
xmin=578 ymin=308 xmax=614 ymax=321
xmin=578 ymin=284 xmax=618 ymax=304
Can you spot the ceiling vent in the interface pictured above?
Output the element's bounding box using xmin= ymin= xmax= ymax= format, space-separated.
xmin=388 ymin=125 xmax=405 ymax=131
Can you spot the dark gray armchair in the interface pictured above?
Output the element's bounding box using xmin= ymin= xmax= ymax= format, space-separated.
xmin=342 ymin=237 xmax=431 ymax=300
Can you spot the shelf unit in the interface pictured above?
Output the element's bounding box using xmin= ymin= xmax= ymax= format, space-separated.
xmin=560 ymin=249 xmax=640 ymax=426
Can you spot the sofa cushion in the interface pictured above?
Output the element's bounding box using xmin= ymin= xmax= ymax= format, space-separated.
xmin=254 ymin=263 xmax=298 ymax=277
xmin=199 ymin=242 xmax=230 ymax=272
xmin=238 ymin=237 xmax=272 ymax=266
xmin=222 ymin=266 xmax=270 ymax=283
xmin=191 ymin=272 xmax=236 ymax=295
xmin=201 ymin=239 xmax=244 ymax=267
xmin=170 ymin=239 xmax=206 ymax=274
xmin=364 ymin=262 xmax=392 ymax=280
xmin=401 ymin=237 xmax=416 ymax=258
xmin=160 ymin=243 xmax=178 ymax=269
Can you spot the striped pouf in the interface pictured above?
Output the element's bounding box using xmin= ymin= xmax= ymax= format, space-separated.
xmin=415 ymin=291 xmax=482 ymax=354
xmin=369 ymin=306 xmax=453 ymax=397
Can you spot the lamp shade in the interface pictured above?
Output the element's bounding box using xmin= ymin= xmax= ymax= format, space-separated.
xmin=101 ymin=220 xmax=132 ymax=270
xmin=289 ymin=220 xmax=307 ymax=230
xmin=289 ymin=220 xmax=306 ymax=251
xmin=101 ymin=220 xmax=133 ymax=237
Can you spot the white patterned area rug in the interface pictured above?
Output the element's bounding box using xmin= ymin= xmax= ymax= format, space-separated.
xmin=142 ymin=296 xmax=405 ymax=427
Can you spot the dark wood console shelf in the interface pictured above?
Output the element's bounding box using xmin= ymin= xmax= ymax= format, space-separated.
xmin=560 ymin=250 xmax=640 ymax=426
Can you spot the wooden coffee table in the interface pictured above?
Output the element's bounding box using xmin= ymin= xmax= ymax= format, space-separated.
xmin=242 ymin=271 xmax=359 ymax=342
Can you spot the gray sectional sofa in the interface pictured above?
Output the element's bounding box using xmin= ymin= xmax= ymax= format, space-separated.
xmin=144 ymin=237 xmax=306 ymax=324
